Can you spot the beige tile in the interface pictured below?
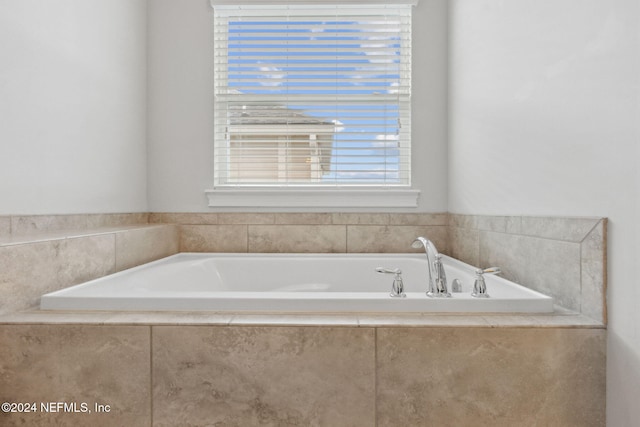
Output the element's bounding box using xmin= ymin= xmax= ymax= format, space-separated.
xmin=449 ymin=226 xmax=480 ymax=266
xmin=479 ymin=231 xmax=582 ymax=311
xmin=0 ymin=216 xmax=10 ymax=237
xmin=0 ymin=241 xmax=61 ymax=314
xmin=519 ymin=216 xmax=602 ymax=242
xmin=481 ymin=313 xmax=602 ymax=328
xmin=180 ymin=225 xmax=247 ymax=252
xmin=152 ymin=326 xmax=375 ymax=426
xmin=376 ymin=328 xmax=606 ymax=427
xmin=389 ymin=213 xmax=448 ymax=226
xmin=103 ymin=312 xmax=234 ymax=325
xmin=115 ymin=225 xmax=179 ymax=271
xmin=476 ymin=215 xmax=508 ymax=232
xmin=0 ymin=325 xmax=151 ymax=427
xmin=274 ymin=212 xmax=332 ymax=224
xmin=449 ymin=213 xmax=478 ymax=229
xmin=357 ymin=314 xmax=490 ymax=327
xmin=229 ymin=314 xmax=359 ymax=326
xmin=149 ymin=212 xmax=218 ymax=225
xmin=505 ymin=216 xmax=523 ymax=234
xmin=248 ymin=225 xmax=346 ymax=253
xmin=347 ymin=225 xmax=448 ymax=254
xmin=581 ymin=219 xmax=607 ymax=324
xmin=0 ymin=310 xmax=114 ymax=325
xmin=217 ymin=213 xmax=275 ymax=224
xmin=0 ymin=235 xmax=115 ymax=315
xmin=11 ymin=214 xmax=89 ymax=235
xmin=86 ymin=213 xmax=149 ymax=228
xmin=57 ymin=234 xmax=117 ymax=289
xmin=331 ymin=213 xmax=390 ymax=225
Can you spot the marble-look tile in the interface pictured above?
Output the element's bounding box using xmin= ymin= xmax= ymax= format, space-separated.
xmin=86 ymin=213 xmax=149 ymax=228
xmin=0 ymin=325 xmax=151 ymax=427
xmin=180 ymin=225 xmax=248 ymax=252
xmin=0 ymin=241 xmax=62 ymax=314
xmin=0 ymin=230 xmax=74 ymax=247
xmin=149 ymin=212 xmax=218 ymax=225
xmin=248 ymin=225 xmax=346 ymax=253
xmin=377 ymin=327 xmax=606 ymax=427
xmin=449 ymin=226 xmax=480 ymax=266
xmin=357 ymin=314 xmax=490 ymax=327
xmin=449 ymin=213 xmax=478 ymax=229
xmin=479 ymin=231 xmax=582 ymax=311
xmin=0 ymin=216 xmax=10 ymax=237
xmin=347 ymin=225 xmax=448 ymax=254
xmin=476 ymin=215 xmax=508 ymax=232
xmin=274 ymin=212 xmax=332 ymax=224
xmin=218 ymin=213 xmax=275 ymax=224
xmin=331 ymin=213 xmax=390 ymax=225
xmin=581 ymin=219 xmax=607 ymax=324
xmin=481 ymin=313 xmax=603 ymax=328
xmin=0 ymin=310 xmax=114 ymax=325
xmin=519 ymin=216 xmax=602 ymax=242
xmin=0 ymin=235 xmax=115 ymax=315
xmin=57 ymin=235 xmax=116 ymax=289
xmin=152 ymin=326 xmax=375 ymax=426
xmin=229 ymin=314 xmax=359 ymax=326
xmin=505 ymin=215 xmax=523 ymax=234
xmin=103 ymin=312 xmax=233 ymax=325
xmin=389 ymin=213 xmax=449 ymax=226
xmin=11 ymin=214 xmax=89 ymax=235
xmin=115 ymin=225 xmax=179 ymax=271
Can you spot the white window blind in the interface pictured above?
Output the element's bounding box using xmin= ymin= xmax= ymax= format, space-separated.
xmin=212 ymin=2 xmax=413 ymax=188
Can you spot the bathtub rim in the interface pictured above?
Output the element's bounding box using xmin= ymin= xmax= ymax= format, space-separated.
xmin=38 ymin=252 xmax=555 ymax=314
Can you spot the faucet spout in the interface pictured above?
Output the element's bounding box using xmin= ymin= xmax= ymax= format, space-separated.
xmin=412 ymin=237 xmax=451 ymax=297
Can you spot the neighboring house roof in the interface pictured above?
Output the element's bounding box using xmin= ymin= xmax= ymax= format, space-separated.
xmin=228 ymin=104 xmax=335 ymax=175
xmin=229 ymin=104 xmax=335 ymax=127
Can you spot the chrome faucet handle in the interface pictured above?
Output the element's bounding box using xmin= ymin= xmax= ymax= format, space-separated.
xmin=375 ymin=267 xmax=406 ymax=298
xmin=472 ymin=268 xmax=490 ymax=298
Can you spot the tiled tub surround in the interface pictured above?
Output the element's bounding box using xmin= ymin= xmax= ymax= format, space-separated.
xmin=0 ymin=322 xmax=605 ymax=427
xmin=0 ymin=214 xmax=179 ymax=315
xmin=449 ymin=214 xmax=607 ymax=324
xmin=0 ymin=213 xmax=606 ymax=320
xmin=149 ymin=212 xmax=450 ymax=254
xmin=0 ymin=213 xmax=607 ymax=425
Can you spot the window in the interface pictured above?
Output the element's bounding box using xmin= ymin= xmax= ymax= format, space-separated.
xmin=208 ymin=1 xmax=419 ymax=207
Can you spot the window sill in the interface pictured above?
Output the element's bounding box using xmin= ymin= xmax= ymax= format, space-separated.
xmin=205 ymin=187 xmax=420 ymax=208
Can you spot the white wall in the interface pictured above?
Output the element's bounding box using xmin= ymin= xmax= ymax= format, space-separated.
xmin=0 ymin=0 xmax=148 ymax=215
xmin=448 ymin=0 xmax=640 ymax=425
xmin=146 ymin=0 xmax=449 ymax=212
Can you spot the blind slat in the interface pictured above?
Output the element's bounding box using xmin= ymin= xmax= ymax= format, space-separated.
xmin=214 ymin=3 xmax=412 ymax=186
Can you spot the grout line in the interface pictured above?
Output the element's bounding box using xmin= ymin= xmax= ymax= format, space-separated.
xmin=374 ymin=327 xmax=378 ymax=427
xmin=149 ymin=325 xmax=153 ymax=427
xmin=344 ymin=225 xmax=349 ymax=253
xmin=578 ymin=218 xmax=603 ymax=244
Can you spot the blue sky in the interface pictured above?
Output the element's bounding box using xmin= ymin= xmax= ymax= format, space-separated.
xmin=225 ymin=18 xmax=404 ymax=183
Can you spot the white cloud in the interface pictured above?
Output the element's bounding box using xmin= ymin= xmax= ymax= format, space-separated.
xmin=373 ymin=134 xmax=399 ymax=147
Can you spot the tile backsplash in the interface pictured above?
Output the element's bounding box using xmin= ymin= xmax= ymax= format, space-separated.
xmin=150 ymin=212 xmax=449 ymax=254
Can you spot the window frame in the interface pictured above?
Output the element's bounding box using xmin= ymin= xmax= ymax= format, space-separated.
xmin=207 ymin=0 xmax=420 ymax=208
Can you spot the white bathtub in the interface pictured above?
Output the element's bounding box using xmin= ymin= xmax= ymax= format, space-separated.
xmin=40 ymin=253 xmax=554 ymax=313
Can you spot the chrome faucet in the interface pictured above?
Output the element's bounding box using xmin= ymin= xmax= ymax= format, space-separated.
xmin=375 ymin=267 xmax=406 ymax=298
xmin=412 ymin=237 xmax=451 ymax=297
